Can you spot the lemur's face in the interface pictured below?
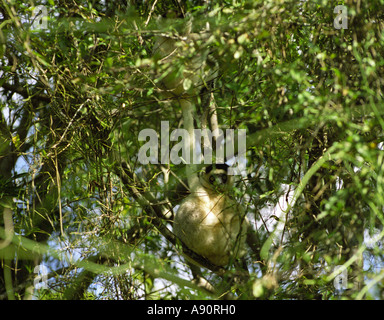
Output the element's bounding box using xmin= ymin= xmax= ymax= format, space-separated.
xmin=200 ymin=164 xmax=233 ymax=193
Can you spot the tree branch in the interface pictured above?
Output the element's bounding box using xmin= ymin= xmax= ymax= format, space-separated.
xmin=113 ymin=160 xmax=226 ymax=276
xmin=1 ymin=82 xmax=50 ymax=103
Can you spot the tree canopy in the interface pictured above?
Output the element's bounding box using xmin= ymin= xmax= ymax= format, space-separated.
xmin=1 ymin=0 xmax=384 ymax=300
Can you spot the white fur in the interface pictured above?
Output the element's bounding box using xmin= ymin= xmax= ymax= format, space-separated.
xmin=174 ymin=173 xmax=248 ymax=267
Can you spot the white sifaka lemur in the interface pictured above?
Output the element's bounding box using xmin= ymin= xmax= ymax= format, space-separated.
xmin=152 ymin=16 xmax=255 ymax=272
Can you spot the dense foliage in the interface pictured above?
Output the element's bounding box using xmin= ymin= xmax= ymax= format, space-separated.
xmin=1 ymin=0 xmax=384 ymax=300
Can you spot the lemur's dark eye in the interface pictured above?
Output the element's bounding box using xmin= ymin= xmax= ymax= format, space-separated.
xmin=209 ymin=176 xmax=215 ymax=183
xmin=221 ymin=174 xmax=227 ymax=183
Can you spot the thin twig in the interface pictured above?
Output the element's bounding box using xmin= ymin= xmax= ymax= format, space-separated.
xmin=145 ymin=0 xmax=158 ymax=27
xmin=47 ymin=100 xmax=88 ymax=157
